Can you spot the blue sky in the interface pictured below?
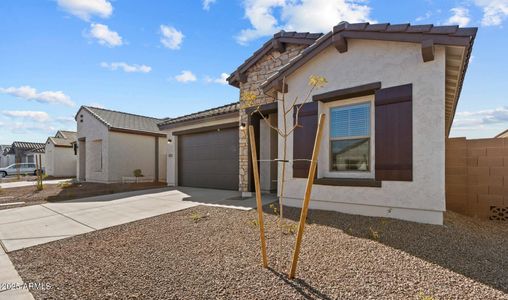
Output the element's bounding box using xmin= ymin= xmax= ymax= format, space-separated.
xmin=0 ymin=0 xmax=507 ymax=145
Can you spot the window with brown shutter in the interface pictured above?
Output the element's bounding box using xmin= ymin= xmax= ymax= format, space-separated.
xmin=374 ymin=84 xmax=413 ymax=181
xmin=293 ymin=102 xmax=318 ymax=178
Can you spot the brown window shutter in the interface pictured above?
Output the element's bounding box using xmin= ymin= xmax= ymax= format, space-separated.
xmin=293 ymin=102 xmax=318 ymax=178
xmin=374 ymin=84 xmax=413 ymax=181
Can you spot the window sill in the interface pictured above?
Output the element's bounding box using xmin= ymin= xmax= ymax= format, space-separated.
xmin=314 ymin=177 xmax=382 ymax=187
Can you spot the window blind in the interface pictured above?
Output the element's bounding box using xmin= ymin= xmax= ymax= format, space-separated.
xmin=330 ymin=103 xmax=370 ymax=138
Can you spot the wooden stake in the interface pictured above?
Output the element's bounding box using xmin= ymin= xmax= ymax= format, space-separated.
xmin=289 ymin=113 xmax=326 ymax=279
xmin=248 ymin=125 xmax=268 ymax=268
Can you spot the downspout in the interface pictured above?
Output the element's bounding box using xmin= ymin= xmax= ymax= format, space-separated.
xmin=155 ymin=136 xmax=159 ymax=182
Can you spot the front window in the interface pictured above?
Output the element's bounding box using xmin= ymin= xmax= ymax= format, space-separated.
xmin=330 ymin=103 xmax=371 ymax=172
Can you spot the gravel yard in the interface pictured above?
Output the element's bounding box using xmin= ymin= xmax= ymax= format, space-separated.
xmin=0 ymin=182 xmax=167 ymax=210
xmin=9 ymin=204 xmax=508 ymax=299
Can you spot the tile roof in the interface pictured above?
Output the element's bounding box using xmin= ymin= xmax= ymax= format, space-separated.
xmin=262 ymin=22 xmax=477 ymax=91
xmin=227 ymin=30 xmax=323 ymax=87
xmin=8 ymin=141 xmax=46 ymax=154
xmin=48 ymin=137 xmax=74 ymax=147
xmin=158 ymin=102 xmax=240 ymax=128
xmin=58 ymin=130 xmax=77 ymax=141
xmin=80 ymin=106 xmax=165 ymax=135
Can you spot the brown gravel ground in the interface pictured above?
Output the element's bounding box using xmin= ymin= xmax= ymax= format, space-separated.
xmin=9 ymin=205 xmax=508 ymax=299
xmin=0 ymin=182 xmax=167 ymax=210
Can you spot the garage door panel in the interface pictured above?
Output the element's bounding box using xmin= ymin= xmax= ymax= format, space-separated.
xmin=178 ymin=127 xmax=239 ymax=190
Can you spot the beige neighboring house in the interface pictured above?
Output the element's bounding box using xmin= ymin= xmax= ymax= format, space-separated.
xmin=495 ymin=129 xmax=508 ymax=138
xmin=75 ymin=106 xmax=168 ymax=183
xmin=44 ymin=130 xmax=77 ymax=177
xmin=6 ymin=141 xmax=46 ymax=167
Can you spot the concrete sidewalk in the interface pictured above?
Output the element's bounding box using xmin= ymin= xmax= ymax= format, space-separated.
xmin=0 ymin=179 xmax=72 ymax=189
xmin=0 ymin=187 xmax=277 ymax=252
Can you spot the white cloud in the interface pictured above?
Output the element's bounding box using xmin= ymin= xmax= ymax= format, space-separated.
xmin=56 ymin=116 xmax=76 ymax=124
xmin=415 ymin=11 xmax=433 ymax=22
xmin=0 ymin=86 xmax=75 ymax=107
xmin=2 ymin=111 xmax=51 ymax=122
xmin=454 ymin=106 xmax=508 ymax=127
xmin=89 ymin=23 xmax=123 ymax=47
xmin=174 ymin=71 xmax=197 ymax=83
xmin=205 ymin=73 xmax=229 ymax=85
xmin=100 ymin=62 xmax=151 ymax=73
xmin=447 ymin=7 xmax=470 ymax=27
xmin=236 ymin=0 xmax=373 ymax=45
xmin=203 ymin=0 xmax=217 ymax=10
xmin=57 ymin=0 xmax=113 ymax=21
xmin=160 ymin=25 xmax=184 ymax=50
xmin=475 ymin=0 xmax=508 ymax=26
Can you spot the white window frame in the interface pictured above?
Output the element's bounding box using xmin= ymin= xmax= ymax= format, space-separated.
xmin=318 ymin=95 xmax=375 ymax=179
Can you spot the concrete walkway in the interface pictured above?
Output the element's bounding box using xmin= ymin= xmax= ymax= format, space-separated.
xmin=0 ymin=247 xmax=34 ymax=299
xmin=0 ymin=179 xmax=72 ymax=189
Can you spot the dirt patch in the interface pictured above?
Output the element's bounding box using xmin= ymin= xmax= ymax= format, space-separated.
xmin=9 ymin=205 xmax=508 ymax=299
xmin=0 ymin=182 xmax=167 ymax=209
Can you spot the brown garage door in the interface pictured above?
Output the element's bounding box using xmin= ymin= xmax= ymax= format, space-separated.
xmin=178 ymin=127 xmax=239 ymax=190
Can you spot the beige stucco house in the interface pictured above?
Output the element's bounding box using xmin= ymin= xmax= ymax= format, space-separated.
xmin=226 ymin=22 xmax=476 ymax=225
xmin=44 ymin=130 xmax=77 ymax=177
xmin=159 ymin=22 xmax=476 ymax=225
xmin=75 ymin=106 xmax=168 ymax=183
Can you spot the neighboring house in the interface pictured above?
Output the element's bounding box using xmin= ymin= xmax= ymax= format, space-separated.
xmin=44 ymin=130 xmax=77 ymax=177
xmin=75 ymin=106 xmax=168 ymax=183
xmin=226 ymin=22 xmax=476 ymax=225
xmin=0 ymin=145 xmax=15 ymax=168
xmin=7 ymin=141 xmax=46 ymax=167
xmin=495 ymin=129 xmax=508 ymax=138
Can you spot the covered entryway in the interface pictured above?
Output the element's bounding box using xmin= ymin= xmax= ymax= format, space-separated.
xmin=177 ymin=126 xmax=239 ymax=190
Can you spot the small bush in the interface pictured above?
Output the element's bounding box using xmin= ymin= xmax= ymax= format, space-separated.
xmin=190 ymin=211 xmax=209 ymax=223
xmin=133 ymin=169 xmax=143 ymax=177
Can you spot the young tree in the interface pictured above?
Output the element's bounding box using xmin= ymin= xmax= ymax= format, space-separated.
xmin=241 ymin=75 xmax=327 ymax=267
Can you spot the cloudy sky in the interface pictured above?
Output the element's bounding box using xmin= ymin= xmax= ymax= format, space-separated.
xmin=0 ymin=0 xmax=507 ymax=144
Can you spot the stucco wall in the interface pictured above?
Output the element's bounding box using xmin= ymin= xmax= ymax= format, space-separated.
xmin=161 ymin=116 xmax=238 ymax=187
xmin=108 ymin=132 xmax=167 ymax=183
xmin=44 ymin=143 xmax=76 ymax=177
xmin=76 ymin=108 xmax=110 ymax=183
xmin=280 ymin=39 xmax=447 ymax=225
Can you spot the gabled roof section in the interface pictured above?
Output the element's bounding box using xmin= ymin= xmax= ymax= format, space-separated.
xmin=158 ymin=102 xmax=239 ymax=129
xmin=227 ymin=31 xmax=323 ymax=88
xmin=57 ymin=130 xmax=77 ymax=141
xmin=48 ymin=137 xmax=74 ymax=147
xmin=495 ymin=129 xmax=508 ymax=138
xmin=261 ymin=22 xmax=477 ymax=137
xmin=47 ymin=130 xmax=76 ymax=148
xmin=77 ymin=106 xmax=166 ymax=136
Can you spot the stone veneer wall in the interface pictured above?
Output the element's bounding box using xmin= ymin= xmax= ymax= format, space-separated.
xmin=238 ymin=44 xmax=307 ymax=192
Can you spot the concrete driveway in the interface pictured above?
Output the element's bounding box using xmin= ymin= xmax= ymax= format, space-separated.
xmin=0 ymin=187 xmax=276 ymax=252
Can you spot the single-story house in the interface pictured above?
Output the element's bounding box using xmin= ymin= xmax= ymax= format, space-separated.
xmin=75 ymin=106 xmax=168 ymax=183
xmin=163 ymin=21 xmax=477 ymax=225
xmin=495 ymin=129 xmax=508 ymax=138
xmin=7 ymin=141 xmax=46 ymax=166
xmin=0 ymin=145 xmax=15 ymax=168
xmin=44 ymin=130 xmax=77 ymax=177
